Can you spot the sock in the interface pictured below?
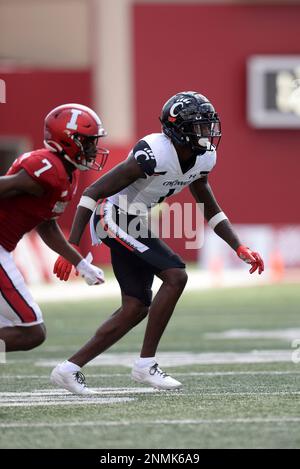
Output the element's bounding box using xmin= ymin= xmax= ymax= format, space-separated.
xmin=136 ymin=357 xmax=156 ymax=368
xmin=59 ymin=360 xmax=81 ymax=373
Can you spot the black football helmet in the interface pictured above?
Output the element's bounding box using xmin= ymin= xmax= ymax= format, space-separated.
xmin=160 ymin=91 xmax=221 ymax=152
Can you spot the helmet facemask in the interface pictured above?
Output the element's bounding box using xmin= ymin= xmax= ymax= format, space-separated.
xmin=181 ymin=117 xmax=221 ymax=152
xmin=64 ymin=133 xmax=109 ymax=172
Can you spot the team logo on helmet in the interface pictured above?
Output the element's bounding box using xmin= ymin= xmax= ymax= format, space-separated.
xmin=168 ymin=98 xmax=192 ymax=122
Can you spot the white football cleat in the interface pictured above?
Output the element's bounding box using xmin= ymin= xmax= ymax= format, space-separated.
xmin=50 ymin=364 xmax=94 ymax=395
xmin=131 ymin=362 xmax=182 ymax=390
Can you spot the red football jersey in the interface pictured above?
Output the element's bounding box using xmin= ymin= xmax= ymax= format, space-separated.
xmin=0 ymin=149 xmax=78 ymax=251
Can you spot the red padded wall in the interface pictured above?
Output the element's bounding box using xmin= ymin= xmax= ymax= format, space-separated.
xmin=0 ymin=67 xmax=92 ymax=149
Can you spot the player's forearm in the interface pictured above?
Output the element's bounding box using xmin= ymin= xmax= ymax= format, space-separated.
xmin=37 ymin=220 xmax=82 ymax=265
xmin=212 ymin=218 xmax=241 ymax=251
xmin=201 ymin=196 xmax=242 ymax=251
xmin=204 ymin=200 xmax=242 ymax=251
xmin=68 ymin=205 xmax=94 ymax=246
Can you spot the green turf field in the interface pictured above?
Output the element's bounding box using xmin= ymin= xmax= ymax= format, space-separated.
xmin=0 ymin=283 xmax=299 ymax=449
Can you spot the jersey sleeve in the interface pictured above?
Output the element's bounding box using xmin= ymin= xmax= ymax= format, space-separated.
xmin=199 ymin=151 xmax=217 ymax=178
xmin=18 ymin=152 xmax=60 ymax=191
xmin=131 ymin=140 xmax=157 ymax=177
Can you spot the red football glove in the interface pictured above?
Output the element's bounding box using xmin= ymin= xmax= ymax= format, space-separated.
xmin=236 ymin=245 xmax=264 ymax=275
xmin=53 ymin=243 xmax=80 ymax=281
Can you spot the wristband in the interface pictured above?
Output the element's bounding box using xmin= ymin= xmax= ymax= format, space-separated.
xmin=78 ymin=195 xmax=97 ymax=211
xmin=208 ymin=211 xmax=228 ymax=230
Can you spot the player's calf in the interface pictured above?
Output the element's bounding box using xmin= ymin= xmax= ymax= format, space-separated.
xmin=0 ymin=323 xmax=46 ymax=351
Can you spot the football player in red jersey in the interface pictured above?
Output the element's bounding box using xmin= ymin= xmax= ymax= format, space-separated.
xmin=0 ymin=103 xmax=107 ymax=353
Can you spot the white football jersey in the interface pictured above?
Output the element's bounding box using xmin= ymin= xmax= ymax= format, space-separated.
xmin=108 ymin=133 xmax=217 ymax=215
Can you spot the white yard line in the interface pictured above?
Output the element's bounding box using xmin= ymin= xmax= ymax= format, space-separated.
xmin=0 ymin=396 xmax=134 ymax=407
xmin=1 ymin=417 xmax=300 ymax=428
xmin=0 ymin=387 xmax=154 ymax=408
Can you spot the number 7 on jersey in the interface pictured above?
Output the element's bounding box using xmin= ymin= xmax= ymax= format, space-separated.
xmin=34 ymin=159 xmax=53 ymax=177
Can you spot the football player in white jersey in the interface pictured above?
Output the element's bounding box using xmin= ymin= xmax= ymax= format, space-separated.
xmin=51 ymin=91 xmax=264 ymax=394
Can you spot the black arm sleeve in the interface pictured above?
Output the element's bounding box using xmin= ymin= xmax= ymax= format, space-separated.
xmin=132 ymin=140 xmax=157 ymax=177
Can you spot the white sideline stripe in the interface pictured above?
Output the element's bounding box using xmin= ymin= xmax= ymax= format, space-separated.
xmin=2 ymin=370 xmax=299 ymax=379
xmin=35 ymin=350 xmax=294 ymax=367
xmin=1 ymin=417 xmax=300 ymax=428
xmin=205 ymin=328 xmax=300 ymax=341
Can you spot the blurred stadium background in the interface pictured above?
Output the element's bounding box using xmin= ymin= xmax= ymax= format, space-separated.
xmin=0 ymin=0 xmax=300 ymax=450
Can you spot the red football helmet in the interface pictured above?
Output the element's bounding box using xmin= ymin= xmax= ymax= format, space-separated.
xmin=44 ymin=103 xmax=109 ymax=171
